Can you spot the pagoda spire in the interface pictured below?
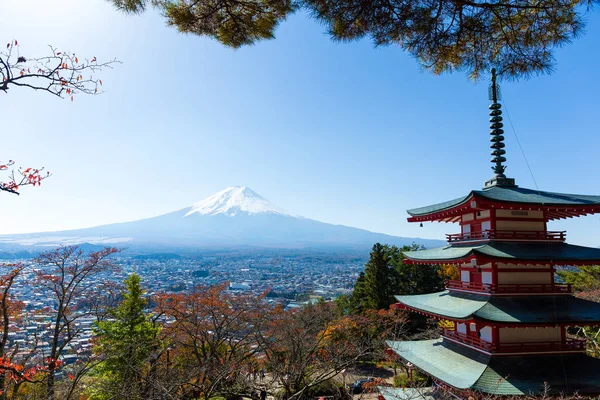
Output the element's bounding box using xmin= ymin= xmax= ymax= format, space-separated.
xmin=485 ymin=68 xmax=516 ymax=188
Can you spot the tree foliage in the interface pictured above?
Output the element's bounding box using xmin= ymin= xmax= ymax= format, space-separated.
xmin=0 ymin=160 xmax=50 ymax=195
xmin=257 ymin=301 xmax=405 ymax=400
xmin=347 ymin=243 xmax=444 ymax=313
xmin=557 ymin=265 xmax=600 ymax=358
xmin=91 ymin=274 xmax=160 ymax=400
xmin=111 ymin=0 xmax=598 ymax=79
xmin=153 ymin=283 xmax=264 ymax=400
xmin=0 ymin=40 xmax=118 ymax=98
xmin=33 ymin=246 xmax=121 ymax=400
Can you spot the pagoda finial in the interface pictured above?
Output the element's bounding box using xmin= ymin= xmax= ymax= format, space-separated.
xmin=485 ymin=69 xmax=516 ymax=188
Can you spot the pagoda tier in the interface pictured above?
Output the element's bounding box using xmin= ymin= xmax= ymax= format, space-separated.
xmin=386 ymin=339 xmax=600 ymax=396
xmin=394 ymin=291 xmax=600 ymax=356
xmin=406 ymin=185 xmax=600 ymax=223
xmin=403 ymin=241 xmax=600 ymax=295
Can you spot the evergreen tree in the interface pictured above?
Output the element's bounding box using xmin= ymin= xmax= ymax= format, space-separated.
xmin=348 ymin=243 xmax=445 ymax=314
xmin=112 ymin=0 xmax=596 ymax=79
xmin=394 ymin=244 xmax=444 ymax=295
xmin=90 ymin=274 xmax=160 ymax=400
xmin=349 ymin=243 xmax=400 ymax=312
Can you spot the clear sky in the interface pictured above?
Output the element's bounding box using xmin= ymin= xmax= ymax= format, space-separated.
xmin=2 ymin=0 xmax=600 ymax=246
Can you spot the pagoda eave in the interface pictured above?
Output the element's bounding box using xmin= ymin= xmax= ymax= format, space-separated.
xmin=404 ymin=256 xmax=600 ymax=266
xmin=394 ymin=291 xmax=600 ymax=325
xmin=407 ymin=187 xmax=600 ymax=223
xmin=402 ymin=242 xmax=600 ymax=266
xmin=387 ymin=339 xmax=600 ymax=395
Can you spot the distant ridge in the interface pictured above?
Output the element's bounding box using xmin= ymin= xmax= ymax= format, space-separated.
xmin=0 ymin=186 xmax=444 ymax=253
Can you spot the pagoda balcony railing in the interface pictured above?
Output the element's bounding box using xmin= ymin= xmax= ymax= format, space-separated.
xmin=442 ymin=330 xmax=586 ymax=354
xmin=445 ymin=280 xmax=572 ymax=294
xmin=442 ymin=329 xmax=493 ymax=352
xmin=446 ymin=230 xmax=566 ymax=243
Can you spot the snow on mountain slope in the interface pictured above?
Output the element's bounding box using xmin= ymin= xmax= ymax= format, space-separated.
xmin=184 ymin=186 xmax=293 ymax=217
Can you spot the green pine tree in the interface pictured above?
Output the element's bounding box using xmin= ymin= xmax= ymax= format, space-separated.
xmin=394 ymin=244 xmax=444 ymax=295
xmin=347 ymin=243 xmax=445 ymax=314
xmin=90 ymin=274 xmax=160 ymax=400
xmin=349 ymin=243 xmax=400 ymax=312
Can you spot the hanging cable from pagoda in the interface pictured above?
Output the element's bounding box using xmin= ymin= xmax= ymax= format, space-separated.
xmin=489 ymin=68 xmax=506 ymax=178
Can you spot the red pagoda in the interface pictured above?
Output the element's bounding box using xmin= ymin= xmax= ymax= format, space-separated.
xmin=385 ymin=71 xmax=600 ymax=397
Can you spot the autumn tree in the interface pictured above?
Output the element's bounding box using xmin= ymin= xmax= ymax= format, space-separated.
xmin=154 ymin=283 xmax=263 ymax=400
xmin=33 ymin=246 xmax=121 ymax=400
xmin=557 ymin=265 xmax=600 ymax=358
xmin=0 ymin=263 xmax=53 ymax=399
xmin=90 ymin=274 xmax=161 ymax=400
xmin=1 ymin=40 xmax=117 ymax=99
xmin=255 ymin=301 xmax=389 ymax=400
xmin=111 ymin=0 xmax=596 ymax=79
xmin=0 ymin=160 xmax=49 ymax=195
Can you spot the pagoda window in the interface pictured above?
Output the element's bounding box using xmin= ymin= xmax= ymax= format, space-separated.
xmin=460 ymin=270 xmax=470 ymax=283
xmin=456 ymin=323 xmax=467 ymax=335
xmin=479 ymin=326 xmax=493 ymax=342
xmin=481 ymin=220 xmax=491 ymax=233
xmin=482 ymin=271 xmax=493 ymax=285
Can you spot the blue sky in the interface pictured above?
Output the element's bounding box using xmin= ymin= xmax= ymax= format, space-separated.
xmin=2 ymin=0 xmax=600 ymax=246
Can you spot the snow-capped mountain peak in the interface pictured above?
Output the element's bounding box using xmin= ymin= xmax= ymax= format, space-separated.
xmin=184 ymin=186 xmax=293 ymax=217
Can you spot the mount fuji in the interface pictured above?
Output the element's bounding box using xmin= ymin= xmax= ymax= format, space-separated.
xmin=0 ymin=186 xmax=443 ymax=252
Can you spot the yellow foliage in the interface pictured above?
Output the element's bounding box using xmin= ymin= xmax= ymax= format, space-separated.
xmin=438 ymin=264 xmax=459 ymax=281
xmin=438 ymin=320 xmax=454 ymax=329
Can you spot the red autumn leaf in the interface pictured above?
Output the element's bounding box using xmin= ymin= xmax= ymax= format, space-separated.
xmin=70 ymin=96 xmax=74 ymax=102
xmin=99 ymin=79 xmax=103 ymax=86
xmin=14 ymin=40 xmax=18 ymax=46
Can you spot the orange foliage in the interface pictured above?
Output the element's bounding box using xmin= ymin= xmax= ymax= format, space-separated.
xmin=0 ymin=160 xmax=50 ymax=195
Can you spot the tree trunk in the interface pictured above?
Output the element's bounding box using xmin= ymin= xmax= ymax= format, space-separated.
xmin=46 ymin=370 xmax=55 ymax=400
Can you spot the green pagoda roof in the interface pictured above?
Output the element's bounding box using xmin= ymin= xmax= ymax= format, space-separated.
xmin=395 ymin=291 xmax=600 ymax=324
xmin=403 ymin=242 xmax=600 ymax=264
xmin=407 ymin=186 xmax=600 ymax=218
xmin=378 ymin=387 xmax=437 ymax=400
xmin=388 ymin=339 xmax=600 ymax=395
